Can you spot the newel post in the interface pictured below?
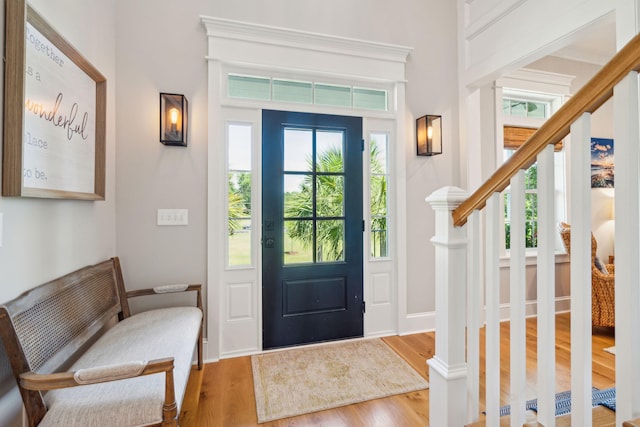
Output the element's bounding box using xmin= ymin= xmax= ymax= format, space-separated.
xmin=426 ymin=186 xmax=469 ymax=427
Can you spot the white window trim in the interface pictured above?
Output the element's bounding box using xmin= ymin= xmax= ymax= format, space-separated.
xmin=495 ymin=68 xmax=574 ymax=258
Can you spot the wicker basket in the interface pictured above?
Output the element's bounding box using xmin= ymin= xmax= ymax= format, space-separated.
xmin=559 ymin=222 xmax=615 ymax=327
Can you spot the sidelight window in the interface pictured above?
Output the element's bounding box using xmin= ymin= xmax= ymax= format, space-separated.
xmin=227 ymin=123 xmax=253 ymax=267
xmin=369 ymin=132 xmax=389 ymax=258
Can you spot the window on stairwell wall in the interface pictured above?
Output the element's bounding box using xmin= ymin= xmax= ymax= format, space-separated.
xmin=503 ymin=146 xmax=540 ymax=249
xmin=501 ymin=90 xmax=566 ymax=253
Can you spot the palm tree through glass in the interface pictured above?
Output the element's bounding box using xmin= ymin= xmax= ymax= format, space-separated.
xmin=282 ymin=129 xmax=388 ymax=263
xmin=226 ymin=127 xmax=388 ymax=265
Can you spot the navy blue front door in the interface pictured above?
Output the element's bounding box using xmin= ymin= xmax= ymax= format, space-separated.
xmin=262 ymin=110 xmax=363 ymax=349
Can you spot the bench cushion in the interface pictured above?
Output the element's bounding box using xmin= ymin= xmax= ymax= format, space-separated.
xmin=39 ymin=306 xmax=201 ymax=427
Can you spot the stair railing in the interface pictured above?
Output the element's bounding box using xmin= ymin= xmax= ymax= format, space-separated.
xmin=427 ymin=32 xmax=640 ymax=426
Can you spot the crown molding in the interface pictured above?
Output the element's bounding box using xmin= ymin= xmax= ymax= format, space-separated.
xmin=200 ymin=16 xmax=412 ymax=65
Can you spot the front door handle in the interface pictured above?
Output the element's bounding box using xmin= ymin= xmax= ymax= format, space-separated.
xmin=264 ymin=236 xmax=275 ymax=248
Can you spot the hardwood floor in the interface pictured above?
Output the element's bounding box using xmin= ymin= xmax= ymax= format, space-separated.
xmin=179 ymin=313 xmax=615 ymax=426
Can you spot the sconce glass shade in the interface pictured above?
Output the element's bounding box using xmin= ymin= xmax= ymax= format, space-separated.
xmin=160 ymin=93 xmax=188 ymax=146
xmin=416 ymin=115 xmax=442 ymax=156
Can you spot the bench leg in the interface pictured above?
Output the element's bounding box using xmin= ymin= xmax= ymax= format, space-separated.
xmin=197 ymin=290 xmax=204 ymax=370
xmin=162 ymin=401 xmax=178 ymax=426
xmin=197 ymin=324 xmax=203 ymax=370
xmin=163 ymin=367 xmax=178 ymax=425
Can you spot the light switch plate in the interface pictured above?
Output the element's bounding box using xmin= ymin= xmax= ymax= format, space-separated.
xmin=157 ymin=209 xmax=189 ymax=226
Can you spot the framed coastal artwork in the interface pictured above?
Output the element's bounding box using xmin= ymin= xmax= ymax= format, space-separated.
xmin=590 ymin=138 xmax=614 ymax=189
xmin=2 ymin=0 xmax=106 ymax=200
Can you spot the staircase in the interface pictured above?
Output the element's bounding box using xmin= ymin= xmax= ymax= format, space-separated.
xmin=427 ymin=33 xmax=640 ymax=426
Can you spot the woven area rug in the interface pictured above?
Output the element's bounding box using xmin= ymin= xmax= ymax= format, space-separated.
xmin=251 ymin=338 xmax=429 ymax=423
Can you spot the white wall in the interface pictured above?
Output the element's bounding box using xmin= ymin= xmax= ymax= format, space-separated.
xmin=114 ymin=0 xmax=460 ymax=352
xmin=0 ymin=0 xmax=117 ymax=425
xmin=114 ymin=0 xmax=211 ymax=317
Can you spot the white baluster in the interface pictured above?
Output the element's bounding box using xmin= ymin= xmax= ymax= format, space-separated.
xmin=510 ymin=170 xmax=527 ymax=426
xmin=613 ymin=71 xmax=640 ymax=425
xmin=537 ymin=144 xmax=556 ymax=427
xmin=485 ymin=193 xmax=501 ymax=427
xmin=569 ymin=112 xmax=592 ymax=427
xmin=467 ymin=210 xmax=481 ymax=422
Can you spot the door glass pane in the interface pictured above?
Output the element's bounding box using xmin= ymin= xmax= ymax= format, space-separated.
xmin=316 ymin=131 xmax=344 ymax=172
xmin=284 ymin=174 xmax=312 ymax=218
xmin=228 ymin=125 xmax=252 ymax=170
xmin=228 ymin=172 xmax=252 ymax=217
xmin=229 ymin=219 xmax=251 ymax=266
xmin=273 ymin=79 xmax=313 ymax=104
xmin=370 ymin=133 xmax=388 ymax=173
xmin=228 ymin=74 xmax=270 ymax=100
xmin=284 ymin=220 xmax=313 ymax=264
xmin=316 ymin=219 xmax=344 ymax=262
xmin=227 ymin=122 xmax=252 ymax=268
xmin=284 ymin=129 xmax=312 ymax=172
xmin=370 ymin=176 xmax=387 ymax=216
xmin=316 ymin=175 xmax=344 ymax=217
xmin=353 ymin=87 xmax=387 ymax=111
xmin=370 ymin=132 xmax=389 ymax=259
xmin=371 ymin=220 xmax=387 ymax=257
xmin=315 ymin=84 xmax=351 ymax=107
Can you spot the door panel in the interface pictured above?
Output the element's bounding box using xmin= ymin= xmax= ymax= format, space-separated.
xmin=262 ymin=110 xmax=363 ymax=349
xmin=283 ymin=277 xmax=346 ymax=315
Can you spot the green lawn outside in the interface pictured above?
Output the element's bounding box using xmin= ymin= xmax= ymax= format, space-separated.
xmin=228 ymin=231 xmax=313 ymax=266
xmin=228 ymin=231 xmax=251 ymax=266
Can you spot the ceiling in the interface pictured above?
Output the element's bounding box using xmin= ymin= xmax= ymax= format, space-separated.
xmin=551 ymin=15 xmax=617 ymax=65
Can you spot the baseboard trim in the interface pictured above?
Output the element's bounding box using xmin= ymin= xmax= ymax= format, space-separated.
xmin=399 ymin=311 xmax=435 ymax=336
xmin=206 ymin=296 xmax=573 ymax=360
xmin=398 ymin=296 xmax=572 ymax=336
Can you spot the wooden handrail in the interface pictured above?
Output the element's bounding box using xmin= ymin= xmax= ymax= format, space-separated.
xmin=452 ymin=32 xmax=640 ymax=227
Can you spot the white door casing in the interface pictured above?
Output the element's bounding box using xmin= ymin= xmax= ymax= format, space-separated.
xmin=201 ymin=16 xmax=412 ymax=359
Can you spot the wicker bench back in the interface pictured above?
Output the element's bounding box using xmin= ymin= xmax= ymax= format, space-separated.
xmin=0 ymin=260 xmax=124 ymax=375
xmin=0 ymin=338 xmax=13 ymax=396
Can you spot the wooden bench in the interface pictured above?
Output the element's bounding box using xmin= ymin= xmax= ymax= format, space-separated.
xmin=0 ymin=257 xmax=203 ymax=427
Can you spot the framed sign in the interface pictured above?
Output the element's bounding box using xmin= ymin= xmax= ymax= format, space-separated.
xmin=2 ymin=0 xmax=106 ymax=200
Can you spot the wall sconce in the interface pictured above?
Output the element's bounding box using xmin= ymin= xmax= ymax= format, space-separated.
xmin=416 ymin=115 xmax=442 ymax=156
xmin=160 ymin=93 xmax=188 ymax=146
